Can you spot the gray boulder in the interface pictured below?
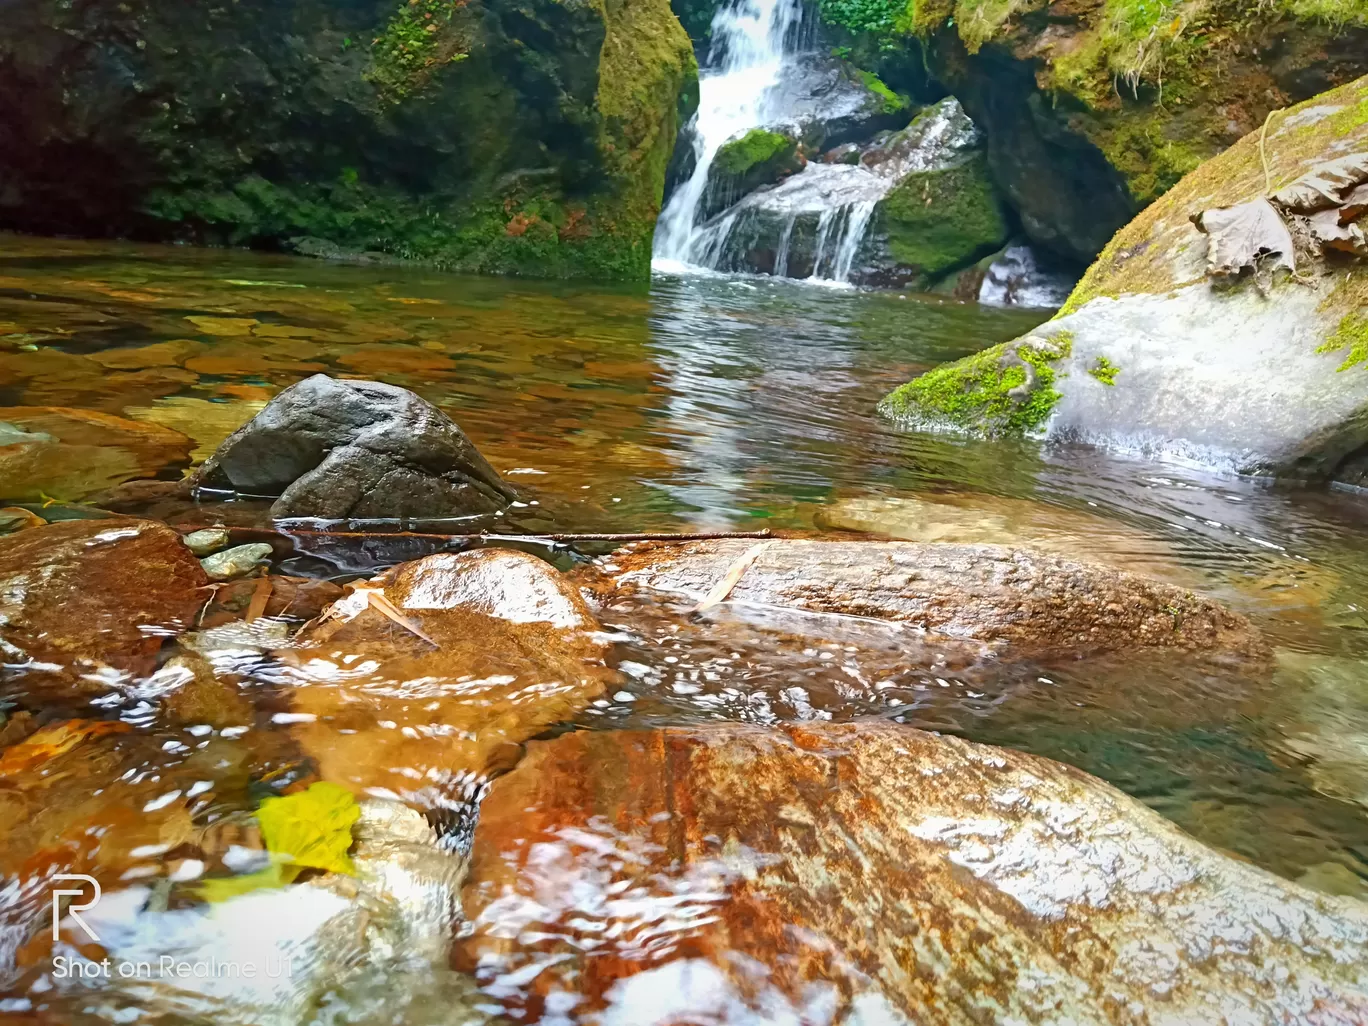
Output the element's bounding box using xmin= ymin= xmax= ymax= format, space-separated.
xmin=881 ymin=76 xmax=1368 ymax=482
xmin=197 ymin=375 xmax=517 ymax=519
xmin=766 ymin=54 xmax=911 ymax=151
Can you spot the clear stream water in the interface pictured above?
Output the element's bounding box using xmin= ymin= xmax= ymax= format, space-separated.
xmin=2 ymin=235 xmax=1368 ymax=1019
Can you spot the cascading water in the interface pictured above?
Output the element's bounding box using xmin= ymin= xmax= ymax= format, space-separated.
xmin=651 ymin=0 xmax=806 ymax=272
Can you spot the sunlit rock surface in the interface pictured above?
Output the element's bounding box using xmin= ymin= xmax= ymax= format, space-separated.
xmin=588 ymin=539 xmax=1262 ymax=660
xmin=280 ymin=548 xmax=614 ymax=808
xmin=0 ymin=518 xmax=208 ymax=696
xmin=197 ymin=375 xmax=518 ymax=520
xmin=459 ymin=721 xmax=1368 ymax=1025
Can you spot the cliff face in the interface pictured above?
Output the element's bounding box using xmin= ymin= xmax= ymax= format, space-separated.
xmin=0 ymin=0 xmax=697 ymax=280
xmin=823 ymin=0 xmax=1368 ymax=262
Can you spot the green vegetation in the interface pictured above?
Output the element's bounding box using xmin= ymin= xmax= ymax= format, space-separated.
xmin=880 ymin=331 xmax=1073 ymax=436
xmin=1317 ymin=315 xmax=1368 ymax=372
xmin=1089 ymin=355 xmax=1122 ymax=385
xmin=714 ymin=130 xmax=798 ymax=177
xmin=817 ymin=0 xmax=908 ymax=35
xmin=369 ymin=0 xmax=471 ymax=100
xmin=856 ymin=70 xmax=911 ymax=114
xmin=879 ymin=154 xmax=1008 ymax=275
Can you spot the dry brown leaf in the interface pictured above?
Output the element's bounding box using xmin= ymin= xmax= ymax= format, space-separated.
xmin=1192 ymin=199 xmax=1295 ymax=282
xmin=1271 ymin=153 xmax=1368 ymax=214
xmin=1307 ymin=209 xmax=1368 ymax=257
xmin=245 ymin=577 xmax=273 ymax=623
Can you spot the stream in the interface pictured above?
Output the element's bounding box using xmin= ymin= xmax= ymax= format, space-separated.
xmin=2 ymin=234 xmax=1368 ymax=1021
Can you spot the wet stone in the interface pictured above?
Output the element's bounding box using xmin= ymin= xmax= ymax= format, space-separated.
xmin=460 ymin=721 xmax=1368 ymax=1024
xmin=589 ymin=538 xmax=1265 ymax=661
xmin=278 ymin=548 xmax=615 ymax=808
xmin=201 ymin=542 xmax=274 ymax=581
xmin=0 ymin=518 xmax=209 ymax=697
xmin=182 ymin=527 xmax=231 ymax=556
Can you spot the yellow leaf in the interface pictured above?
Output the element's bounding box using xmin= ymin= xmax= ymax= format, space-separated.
xmin=195 ymin=859 xmax=298 ymax=903
xmin=256 ymin=781 xmax=360 ymax=876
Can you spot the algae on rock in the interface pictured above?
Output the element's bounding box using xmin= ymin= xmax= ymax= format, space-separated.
xmin=0 ymin=0 xmax=698 ymax=281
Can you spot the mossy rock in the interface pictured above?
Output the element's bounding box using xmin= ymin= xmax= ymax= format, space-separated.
xmin=858 ymin=0 xmax=1368 ymax=262
xmin=877 ymin=153 xmax=1009 ymax=277
xmin=881 ymin=74 xmax=1368 ymax=483
xmin=701 ymin=129 xmax=804 ymax=220
xmin=0 ymin=0 xmax=698 ymax=282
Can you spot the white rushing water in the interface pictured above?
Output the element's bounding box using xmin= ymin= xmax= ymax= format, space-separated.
xmin=651 ymin=0 xmax=806 ymax=273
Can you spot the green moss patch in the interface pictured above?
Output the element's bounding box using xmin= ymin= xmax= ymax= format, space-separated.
xmin=879 ymin=331 xmax=1073 ymax=437
xmin=714 ymin=130 xmax=799 ymax=177
xmin=856 ymin=70 xmax=912 ymax=114
xmin=1317 ymin=314 xmax=1368 ymax=372
xmin=369 ymin=0 xmax=471 ymax=100
xmin=1089 ymin=355 xmax=1121 ymax=385
xmin=879 ymin=153 xmax=1009 ymax=275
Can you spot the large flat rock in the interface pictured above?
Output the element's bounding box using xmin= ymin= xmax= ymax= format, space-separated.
xmin=588 ymin=539 xmax=1263 ymax=660
xmin=459 ymin=721 xmax=1368 ymax=1024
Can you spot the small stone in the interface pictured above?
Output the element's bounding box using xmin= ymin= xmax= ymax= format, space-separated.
xmin=200 ymin=543 xmax=273 ymax=581
xmin=182 ymin=528 xmax=231 ymax=557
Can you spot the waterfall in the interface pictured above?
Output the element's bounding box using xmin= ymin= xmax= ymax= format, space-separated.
xmin=651 ymin=0 xmax=805 ymax=270
xmin=808 ymin=201 xmax=876 ymax=284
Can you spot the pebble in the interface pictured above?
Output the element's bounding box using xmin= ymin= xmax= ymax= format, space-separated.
xmin=200 ymin=542 xmax=273 ymax=581
xmin=182 ymin=527 xmax=231 ymax=556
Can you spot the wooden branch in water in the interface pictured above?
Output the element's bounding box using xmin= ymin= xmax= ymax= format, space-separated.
xmin=173 ymin=526 xmax=775 ymax=544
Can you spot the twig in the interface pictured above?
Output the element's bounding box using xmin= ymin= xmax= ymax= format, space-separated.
xmin=691 ymin=541 xmax=775 ymax=613
xmin=1260 ymin=106 xmax=1283 ymax=196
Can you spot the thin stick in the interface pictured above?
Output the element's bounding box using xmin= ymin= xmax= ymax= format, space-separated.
xmin=174 ymin=526 xmax=775 ymax=544
xmin=1260 ymin=106 xmax=1282 ymax=195
xmin=691 ymin=541 xmax=775 ymax=613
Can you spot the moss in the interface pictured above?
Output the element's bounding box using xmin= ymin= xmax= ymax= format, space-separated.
xmin=714 ymin=130 xmax=798 ymax=177
xmin=368 ymin=0 xmax=472 ymax=100
xmin=879 ymin=153 xmax=1009 ymax=275
xmin=1089 ymin=355 xmax=1121 ymax=385
xmin=1317 ymin=314 xmax=1368 ymax=372
xmin=856 ymin=70 xmax=912 ymax=114
xmin=879 ymin=330 xmax=1073 ymax=437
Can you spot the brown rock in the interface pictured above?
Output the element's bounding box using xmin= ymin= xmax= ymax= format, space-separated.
xmin=0 ymin=406 xmax=193 ymax=502
xmin=281 ymin=548 xmax=612 ymax=806
xmin=0 ymin=518 xmax=209 ymax=695
xmin=591 ymin=539 xmax=1263 ymax=660
xmin=460 ymin=722 xmax=1368 ymax=1024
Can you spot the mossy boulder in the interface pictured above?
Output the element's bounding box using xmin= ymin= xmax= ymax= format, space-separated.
xmin=701 ymin=129 xmax=803 ymax=219
xmin=846 ymin=0 xmax=1368 ymax=262
xmin=873 ymin=152 xmax=1009 ymax=278
xmin=0 ymin=0 xmax=698 ymax=281
xmin=881 ymin=75 xmax=1368 ymax=484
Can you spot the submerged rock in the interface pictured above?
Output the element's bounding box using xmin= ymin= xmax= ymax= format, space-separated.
xmin=197 ymin=375 xmax=518 ymax=520
xmin=0 ymin=518 xmax=208 ymax=694
xmin=881 ymin=76 xmax=1368 ymax=482
xmin=280 ymin=548 xmax=614 ymax=808
xmin=588 ymin=538 xmax=1261 ymax=660
xmin=460 ymin=721 xmax=1368 ymax=1023
xmin=0 ymin=405 xmax=193 ymax=503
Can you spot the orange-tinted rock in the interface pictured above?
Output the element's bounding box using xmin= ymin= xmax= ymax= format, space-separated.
xmin=0 ymin=518 xmax=209 ymax=695
xmin=460 ymin=722 xmax=1368 ymax=1024
xmin=280 ymin=549 xmax=613 ymax=808
xmin=0 ymin=406 xmax=193 ymax=502
xmin=592 ymin=539 xmax=1264 ymax=660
